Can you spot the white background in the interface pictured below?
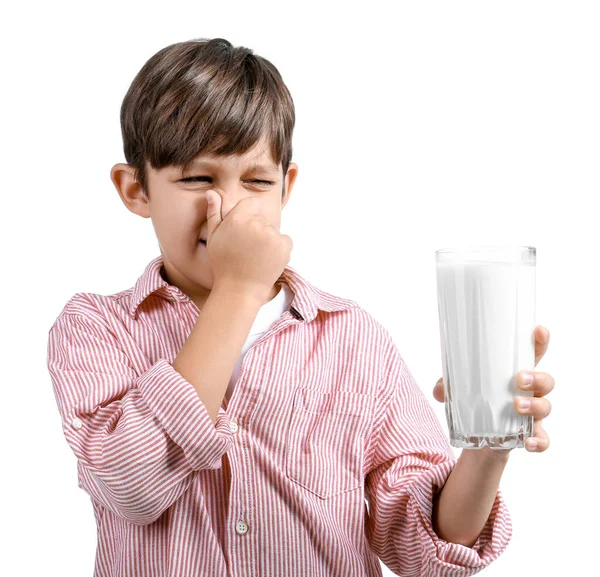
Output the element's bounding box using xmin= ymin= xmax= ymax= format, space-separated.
xmin=2 ymin=0 xmax=597 ymax=575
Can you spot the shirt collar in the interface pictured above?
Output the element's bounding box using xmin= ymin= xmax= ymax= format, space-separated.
xmin=128 ymin=255 xmax=358 ymax=322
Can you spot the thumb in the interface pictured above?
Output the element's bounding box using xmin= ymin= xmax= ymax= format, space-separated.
xmin=205 ymin=190 xmax=222 ymax=244
xmin=433 ymin=377 xmax=445 ymax=403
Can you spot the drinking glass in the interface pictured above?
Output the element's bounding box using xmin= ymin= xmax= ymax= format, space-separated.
xmin=435 ymin=246 xmax=536 ymax=450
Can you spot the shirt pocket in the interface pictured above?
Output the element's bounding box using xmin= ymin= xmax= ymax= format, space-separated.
xmin=285 ymin=388 xmax=375 ymax=500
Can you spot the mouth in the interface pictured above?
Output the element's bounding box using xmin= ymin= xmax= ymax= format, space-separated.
xmin=199 ymin=239 xmax=207 ymax=246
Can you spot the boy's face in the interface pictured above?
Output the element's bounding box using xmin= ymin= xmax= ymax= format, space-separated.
xmin=111 ymin=134 xmax=298 ymax=311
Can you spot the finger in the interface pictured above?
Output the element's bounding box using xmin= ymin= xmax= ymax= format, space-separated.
xmin=205 ymin=190 xmax=222 ymax=244
xmin=526 ymin=421 xmax=551 ymax=452
xmin=534 ymin=325 xmax=550 ymax=366
xmin=516 ymin=370 xmax=555 ymax=397
xmin=514 ymin=395 xmax=552 ymax=419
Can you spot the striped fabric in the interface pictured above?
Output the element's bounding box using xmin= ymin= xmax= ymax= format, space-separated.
xmin=47 ymin=255 xmax=512 ymax=576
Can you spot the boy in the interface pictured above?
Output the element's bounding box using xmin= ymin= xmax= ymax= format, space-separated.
xmin=47 ymin=37 xmax=512 ymax=576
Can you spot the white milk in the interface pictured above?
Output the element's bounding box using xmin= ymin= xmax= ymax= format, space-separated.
xmin=436 ymin=251 xmax=536 ymax=450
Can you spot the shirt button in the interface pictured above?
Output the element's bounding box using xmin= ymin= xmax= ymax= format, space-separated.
xmin=230 ymin=420 xmax=239 ymax=433
xmin=71 ymin=418 xmax=83 ymax=429
xmin=235 ymin=520 xmax=249 ymax=535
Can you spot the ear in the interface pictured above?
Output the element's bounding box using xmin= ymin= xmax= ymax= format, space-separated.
xmin=110 ymin=163 xmax=151 ymax=218
xmin=281 ymin=162 xmax=299 ymax=209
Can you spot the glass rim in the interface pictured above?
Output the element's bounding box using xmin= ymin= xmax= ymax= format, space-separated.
xmin=435 ymin=245 xmax=535 ymax=255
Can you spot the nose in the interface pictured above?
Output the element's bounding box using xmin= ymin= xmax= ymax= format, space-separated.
xmin=214 ymin=187 xmax=254 ymax=220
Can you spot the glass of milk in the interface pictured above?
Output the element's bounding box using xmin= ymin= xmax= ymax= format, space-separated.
xmin=435 ymin=246 xmax=536 ymax=450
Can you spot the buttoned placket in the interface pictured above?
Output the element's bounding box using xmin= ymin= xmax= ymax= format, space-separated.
xmin=223 ymin=305 xmax=303 ymax=573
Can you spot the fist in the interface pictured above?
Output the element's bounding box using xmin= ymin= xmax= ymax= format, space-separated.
xmin=205 ymin=190 xmax=293 ymax=301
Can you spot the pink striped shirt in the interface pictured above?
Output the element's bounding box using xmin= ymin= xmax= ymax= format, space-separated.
xmin=47 ymin=255 xmax=512 ymax=576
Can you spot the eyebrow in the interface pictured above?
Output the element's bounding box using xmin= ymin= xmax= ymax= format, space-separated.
xmin=187 ymin=160 xmax=280 ymax=174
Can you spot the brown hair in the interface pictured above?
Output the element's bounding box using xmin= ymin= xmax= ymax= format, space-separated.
xmin=119 ymin=37 xmax=295 ymax=199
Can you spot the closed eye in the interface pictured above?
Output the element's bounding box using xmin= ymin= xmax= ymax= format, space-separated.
xmin=180 ymin=177 xmax=274 ymax=186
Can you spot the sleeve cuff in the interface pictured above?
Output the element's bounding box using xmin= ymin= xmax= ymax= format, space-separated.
xmin=407 ymin=459 xmax=513 ymax=573
xmin=137 ymin=358 xmax=233 ymax=470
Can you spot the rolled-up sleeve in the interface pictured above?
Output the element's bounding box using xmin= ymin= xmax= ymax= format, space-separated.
xmin=364 ymin=332 xmax=512 ymax=576
xmin=47 ymin=309 xmax=234 ymax=526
